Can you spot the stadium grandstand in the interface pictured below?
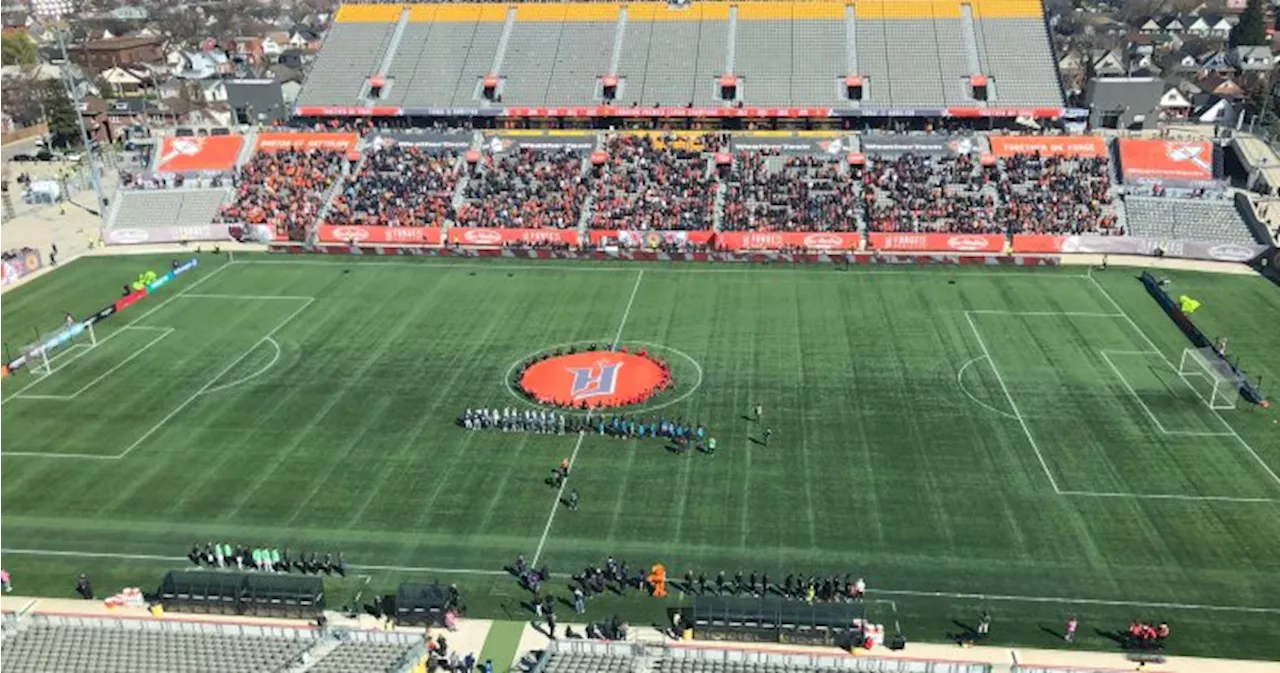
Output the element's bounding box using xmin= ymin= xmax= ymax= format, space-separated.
xmin=291 ymin=0 xmax=1066 ymax=125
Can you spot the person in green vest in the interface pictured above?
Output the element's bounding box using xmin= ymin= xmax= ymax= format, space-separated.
xmin=271 ymin=548 xmax=281 ymax=573
xmin=222 ymin=544 xmax=233 ymax=569
xmin=706 ymin=437 xmax=716 ymax=455
xmin=252 ymin=547 xmax=263 ymax=571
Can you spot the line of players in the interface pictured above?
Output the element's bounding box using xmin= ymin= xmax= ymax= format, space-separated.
xmin=458 ymin=408 xmax=571 ymax=433
xmin=188 ymin=542 xmax=345 ymax=576
xmin=457 ymin=408 xmax=715 ymax=450
xmin=680 ymin=569 xmax=866 ymax=603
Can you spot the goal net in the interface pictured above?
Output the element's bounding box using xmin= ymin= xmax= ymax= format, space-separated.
xmin=1177 ymin=347 xmax=1240 ymax=410
xmin=16 ymin=319 xmax=98 ymax=377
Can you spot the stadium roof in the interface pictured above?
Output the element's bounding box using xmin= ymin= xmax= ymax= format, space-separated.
xmin=294 ymin=0 xmax=1067 ymax=119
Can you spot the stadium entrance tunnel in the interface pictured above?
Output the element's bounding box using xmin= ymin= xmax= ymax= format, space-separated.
xmin=517 ymin=347 xmax=672 ymax=409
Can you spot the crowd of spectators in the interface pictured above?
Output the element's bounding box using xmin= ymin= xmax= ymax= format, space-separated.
xmin=722 ymin=154 xmax=858 ymax=232
xmin=996 ymin=154 xmax=1119 ymax=235
xmin=588 ymin=135 xmax=718 ymax=231
xmin=860 ymin=153 xmax=1000 ymax=233
xmin=454 ymin=148 xmax=585 ymax=229
xmin=218 ymin=148 xmax=347 ymax=240
xmin=327 ymin=145 xmax=460 ymax=227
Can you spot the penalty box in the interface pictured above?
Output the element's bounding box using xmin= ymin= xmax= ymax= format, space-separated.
xmin=966 ymin=310 xmax=1279 ymax=502
xmin=1 ymin=295 xmax=313 ymax=460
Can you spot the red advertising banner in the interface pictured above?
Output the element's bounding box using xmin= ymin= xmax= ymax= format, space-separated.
xmin=293 ymin=106 xmax=404 ymax=117
xmin=255 ymin=132 xmax=360 ymax=152
xmin=947 ymin=107 xmax=1064 ymax=119
xmin=448 ymin=227 xmax=579 ymax=247
xmin=317 ymin=225 xmax=442 ymax=245
xmin=989 ymin=135 xmax=1109 ymax=158
xmin=1011 ymin=235 xmax=1068 ymax=254
xmin=157 ymin=135 xmax=244 ymax=173
xmin=1117 ymin=139 xmax=1214 ymax=183
xmin=714 ymin=231 xmax=861 ymax=251
xmin=868 ymin=232 xmax=1006 ymax=253
xmin=114 ymin=288 xmax=148 ymax=312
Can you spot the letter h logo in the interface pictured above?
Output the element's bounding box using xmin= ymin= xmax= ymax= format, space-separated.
xmin=568 ymin=361 xmax=623 ymax=399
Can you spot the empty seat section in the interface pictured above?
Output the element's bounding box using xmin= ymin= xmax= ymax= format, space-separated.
xmin=449 ymin=22 xmax=506 ymax=105
xmin=613 ymin=17 xmax=654 ymax=106
xmin=295 ymin=22 xmax=396 ymax=107
xmin=932 ymin=6 xmax=976 ymax=105
xmin=853 ymin=11 xmax=893 ymax=106
xmin=881 ymin=19 xmax=945 ymax=107
xmin=500 ymin=22 xmax=567 ymax=105
xmin=1124 ymin=197 xmax=1257 ymax=244
xmin=399 ymin=20 xmax=481 ymax=108
xmin=637 ymin=20 xmax=701 ymax=106
xmin=545 ymin=22 xmax=617 ymax=106
xmin=692 ymin=20 xmax=730 ymax=106
xmin=382 ymin=23 xmax=433 ymax=106
xmin=790 ymin=19 xmax=845 ymax=107
xmin=975 ymin=16 xmax=1062 ymax=105
xmin=109 ymin=188 xmax=230 ymax=230
xmin=735 ymin=21 xmax=792 ymax=106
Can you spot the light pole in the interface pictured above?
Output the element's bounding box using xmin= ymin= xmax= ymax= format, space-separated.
xmin=29 ymin=0 xmax=107 ymax=225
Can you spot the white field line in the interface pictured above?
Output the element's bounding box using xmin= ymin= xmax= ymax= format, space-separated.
xmin=4 ymin=547 xmax=1280 ymax=615
xmin=964 ymin=311 xmax=1061 ymax=493
xmin=111 ymin=298 xmax=314 ymax=460
xmin=201 ymin=337 xmax=282 ymax=395
xmin=956 ymin=355 xmax=1018 ymax=420
xmin=1098 ymin=350 xmax=1233 ymax=438
xmin=58 ymin=329 xmax=175 ymax=400
xmin=1085 ymin=271 xmax=1280 ymax=490
xmin=1060 ymin=490 xmax=1280 ymax=504
xmin=531 ymin=269 xmax=644 ymax=567
xmin=3 ymin=325 xmax=183 ymax=405
xmin=2 ymin=297 xmax=314 ymax=461
xmin=966 ymin=310 xmax=1124 ymax=318
xmin=242 ymin=259 xmax=1093 ymax=279
xmin=183 ymin=294 xmax=319 ymax=301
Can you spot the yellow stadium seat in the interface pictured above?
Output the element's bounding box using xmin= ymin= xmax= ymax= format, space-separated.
xmin=335 ymin=4 xmax=403 ymax=23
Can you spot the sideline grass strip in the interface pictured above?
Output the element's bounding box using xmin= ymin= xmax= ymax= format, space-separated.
xmin=477 ymin=620 xmax=527 ymax=672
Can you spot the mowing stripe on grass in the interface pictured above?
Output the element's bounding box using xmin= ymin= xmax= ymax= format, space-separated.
xmin=477 ymin=620 xmax=527 ymax=673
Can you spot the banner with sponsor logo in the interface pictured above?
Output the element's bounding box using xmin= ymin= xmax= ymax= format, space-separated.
xmin=317 ymin=225 xmax=443 ymax=245
xmin=0 ymin=248 xmax=43 ymax=287
xmin=587 ymin=230 xmax=716 ymax=247
xmin=867 ymin=232 xmax=1006 ymax=253
xmin=714 ymin=231 xmax=861 ymax=251
xmin=1117 ymin=139 xmax=1215 ymax=185
xmin=255 ymin=132 xmax=360 ymax=152
xmin=859 ymin=135 xmax=982 ymax=156
xmin=156 ymin=135 xmax=244 ymax=174
xmin=102 ymin=225 xmax=233 ymax=245
xmin=731 ymin=135 xmax=853 ymax=155
xmin=988 ymin=135 xmax=1109 ymax=158
xmin=370 ymin=132 xmax=472 ymax=151
xmin=480 ymin=134 xmax=596 ymax=154
xmin=295 ymin=105 xmax=1067 ymax=120
xmin=448 ymin=227 xmax=580 ymax=247
xmin=1012 ymin=234 xmax=1267 ymax=262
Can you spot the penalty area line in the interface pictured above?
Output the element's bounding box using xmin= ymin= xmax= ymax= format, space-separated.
xmin=3 ymin=547 xmax=1279 ymax=614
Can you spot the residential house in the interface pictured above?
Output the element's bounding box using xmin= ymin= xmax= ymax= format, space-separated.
xmin=262 ymin=31 xmax=289 ymax=60
xmin=169 ymin=50 xmax=230 ymax=79
xmin=276 ymin=48 xmax=309 ymax=70
xmin=2 ymin=10 xmax=30 ymax=34
xmin=231 ymin=37 xmax=265 ymax=66
xmin=1191 ymin=94 xmax=1239 ymax=125
xmin=68 ymin=36 xmax=165 ymax=70
xmin=1198 ymin=72 xmax=1246 ymax=98
xmin=76 ymin=95 xmax=114 ymax=144
xmin=1159 ymin=86 xmax=1193 ymax=119
xmin=1089 ymin=49 xmax=1128 ymax=78
xmin=288 ymin=28 xmax=321 ymax=52
xmin=1200 ymin=50 xmax=1234 ymax=73
xmin=1229 ymin=45 xmax=1274 ymax=72
xmin=1129 ymin=34 xmax=1155 ymax=57
xmin=1084 ymin=76 xmax=1166 ymax=129
xmin=1135 ymin=16 xmax=1162 ymax=34
xmin=1173 ymin=53 xmax=1201 ymax=74
xmin=98 ymin=65 xmax=148 ymax=94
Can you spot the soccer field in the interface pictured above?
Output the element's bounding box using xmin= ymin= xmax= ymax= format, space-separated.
xmin=3 ymin=254 xmax=1279 ymax=659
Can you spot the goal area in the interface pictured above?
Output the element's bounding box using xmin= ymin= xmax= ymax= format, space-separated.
xmin=1177 ymin=347 xmax=1240 ymax=410
xmin=15 ymin=320 xmax=99 ymax=377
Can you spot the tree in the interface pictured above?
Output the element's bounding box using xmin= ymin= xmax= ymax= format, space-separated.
xmin=1232 ymin=0 xmax=1268 ymax=47
xmin=43 ymin=81 xmax=80 ymax=148
xmin=1 ymin=32 xmax=39 ymax=66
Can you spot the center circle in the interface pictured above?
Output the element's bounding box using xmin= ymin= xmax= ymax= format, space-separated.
xmin=518 ymin=349 xmax=671 ymax=409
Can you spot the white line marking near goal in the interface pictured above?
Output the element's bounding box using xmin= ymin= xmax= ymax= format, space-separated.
xmin=1086 ymin=270 xmax=1280 ymax=491
xmin=4 ymin=546 xmax=1279 ymax=614
xmin=1098 ymin=350 xmax=1233 ymax=438
xmin=60 ymin=328 xmax=175 ymax=400
xmin=966 ymin=310 xmax=1125 ymax=318
xmin=201 ymin=337 xmax=282 ymax=395
xmin=956 ymin=356 xmax=1018 ymax=420
xmin=112 ymin=298 xmax=314 ymax=460
xmin=964 ymin=312 xmax=1061 ymax=493
xmin=531 ymin=269 xmax=644 ymax=567
xmin=1060 ymin=490 xmax=1280 ymax=504
xmin=2 ymin=325 xmax=178 ymax=405
xmin=182 ymin=294 xmax=319 ymax=301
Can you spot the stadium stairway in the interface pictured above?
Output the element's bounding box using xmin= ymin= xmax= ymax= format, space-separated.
xmin=725 ymin=6 xmax=739 ymax=77
xmin=959 ymin=4 xmax=985 ymax=85
xmin=488 ymin=7 xmax=518 ymax=104
xmin=366 ymin=7 xmax=413 ymax=101
xmin=609 ymin=7 xmax=627 ymax=78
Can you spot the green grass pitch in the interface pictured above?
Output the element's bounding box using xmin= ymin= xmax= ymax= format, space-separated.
xmin=2 ymin=254 xmax=1278 ymax=659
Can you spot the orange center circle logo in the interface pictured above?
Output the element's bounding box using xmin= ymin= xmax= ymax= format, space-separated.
xmin=518 ymin=348 xmax=672 ymax=409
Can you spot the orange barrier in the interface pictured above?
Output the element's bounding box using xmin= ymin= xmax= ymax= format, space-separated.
xmin=255 ymin=132 xmax=360 ymax=152
xmin=868 ymin=232 xmax=1006 ymax=253
xmin=989 ymin=135 xmax=1108 ymax=158
xmin=317 ymin=225 xmax=443 ymax=245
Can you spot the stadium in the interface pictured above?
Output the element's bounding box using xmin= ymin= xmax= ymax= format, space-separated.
xmin=2 ymin=0 xmax=1280 ymax=671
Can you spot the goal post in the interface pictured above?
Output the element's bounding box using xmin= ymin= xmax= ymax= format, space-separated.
xmin=15 ymin=319 xmax=97 ymax=377
xmin=1177 ymin=347 xmax=1240 ymax=410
